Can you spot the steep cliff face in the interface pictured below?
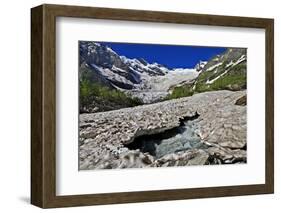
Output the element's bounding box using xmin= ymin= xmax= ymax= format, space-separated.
xmin=79 ymin=41 xmax=142 ymax=90
xmin=79 ymin=41 xmax=200 ymax=109
xmin=79 ymin=41 xmax=173 ymax=90
xmin=80 ymin=43 xmax=199 ymax=86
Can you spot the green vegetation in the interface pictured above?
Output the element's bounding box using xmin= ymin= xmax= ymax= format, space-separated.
xmin=166 ymin=63 xmax=246 ymax=100
xmin=208 ymin=63 xmax=246 ymax=91
xmin=197 ymin=70 xmax=214 ymax=82
xmin=165 ymin=85 xmax=194 ymax=100
xmin=210 ymin=73 xmax=246 ymax=90
xmin=80 ymin=79 xmax=143 ymax=111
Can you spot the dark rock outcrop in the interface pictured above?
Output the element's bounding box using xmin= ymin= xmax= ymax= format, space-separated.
xmin=235 ymin=95 xmax=247 ymax=106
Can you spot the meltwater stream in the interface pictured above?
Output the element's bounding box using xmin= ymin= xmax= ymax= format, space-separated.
xmin=126 ymin=113 xmax=209 ymax=159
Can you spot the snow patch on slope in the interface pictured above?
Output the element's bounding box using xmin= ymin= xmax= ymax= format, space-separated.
xmin=206 ymin=62 xmax=223 ymax=72
xmin=206 ymin=54 xmax=246 ymax=85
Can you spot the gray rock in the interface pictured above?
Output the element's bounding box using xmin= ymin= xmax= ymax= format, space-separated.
xmin=79 ymin=90 xmax=246 ymax=170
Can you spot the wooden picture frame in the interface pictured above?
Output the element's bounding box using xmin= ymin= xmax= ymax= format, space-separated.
xmin=31 ymin=4 xmax=274 ymax=208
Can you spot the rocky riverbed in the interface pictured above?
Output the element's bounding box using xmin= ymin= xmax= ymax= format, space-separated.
xmin=79 ymin=90 xmax=247 ymax=170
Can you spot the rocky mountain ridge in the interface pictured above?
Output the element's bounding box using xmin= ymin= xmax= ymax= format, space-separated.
xmin=79 ymin=42 xmax=246 ymax=112
xmin=193 ymin=48 xmax=246 ymax=92
xmin=80 ymin=42 xmax=200 ymax=103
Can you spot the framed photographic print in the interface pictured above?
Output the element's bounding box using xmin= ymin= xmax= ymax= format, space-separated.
xmin=31 ymin=4 xmax=274 ymax=208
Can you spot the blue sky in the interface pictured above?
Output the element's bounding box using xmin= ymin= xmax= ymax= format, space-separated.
xmin=100 ymin=42 xmax=227 ymax=69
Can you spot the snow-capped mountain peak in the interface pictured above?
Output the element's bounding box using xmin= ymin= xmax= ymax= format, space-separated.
xmin=79 ymin=42 xmax=199 ymax=103
xmin=80 ymin=42 xmax=246 ymax=104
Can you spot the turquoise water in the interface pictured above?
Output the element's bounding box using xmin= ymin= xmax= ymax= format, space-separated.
xmin=126 ymin=115 xmax=208 ymax=158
